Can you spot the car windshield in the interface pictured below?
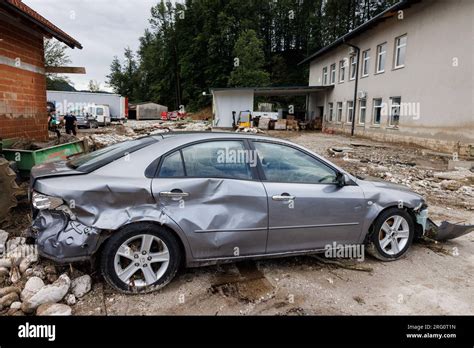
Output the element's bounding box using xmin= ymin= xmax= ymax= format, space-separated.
xmin=67 ymin=137 xmax=157 ymax=172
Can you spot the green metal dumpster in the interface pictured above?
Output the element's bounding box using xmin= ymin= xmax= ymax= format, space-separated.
xmin=1 ymin=138 xmax=88 ymax=175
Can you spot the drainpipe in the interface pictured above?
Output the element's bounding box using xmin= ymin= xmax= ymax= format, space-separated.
xmin=344 ymin=42 xmax=360 ymax=137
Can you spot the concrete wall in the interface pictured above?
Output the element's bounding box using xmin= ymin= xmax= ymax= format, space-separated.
xmin=308 ymin=0 xmax=474 ymax=155
xmin=0 ymin=8 xmax=47 ymax=140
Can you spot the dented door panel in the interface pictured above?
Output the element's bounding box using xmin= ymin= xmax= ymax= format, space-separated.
xmin=151 ymin=177 xmax=268 ymax=259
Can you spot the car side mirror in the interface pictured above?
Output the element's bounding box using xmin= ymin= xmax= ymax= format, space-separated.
xmin=336 ymin=172 xmax=346 ymax=187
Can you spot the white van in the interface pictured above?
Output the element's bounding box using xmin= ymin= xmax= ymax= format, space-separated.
xmin=86 ymin=104 xmax=111 ymax=126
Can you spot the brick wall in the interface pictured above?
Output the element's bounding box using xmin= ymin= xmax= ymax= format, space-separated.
xmin=0 ymin=18 xmax=48 ymax=141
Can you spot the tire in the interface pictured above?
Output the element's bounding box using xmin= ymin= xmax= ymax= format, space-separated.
xmin=100 ymin=222 xmax=181 ymax=293
xmin=367 ymin=207 xmax=414 ymax=261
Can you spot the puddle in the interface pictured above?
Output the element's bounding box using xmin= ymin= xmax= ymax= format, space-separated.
xmin=209 ymin=261 xmax=275 ymax=303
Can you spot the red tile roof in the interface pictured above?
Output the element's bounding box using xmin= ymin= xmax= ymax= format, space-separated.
xmin=2 ymin=0 xmax=82 ymax=49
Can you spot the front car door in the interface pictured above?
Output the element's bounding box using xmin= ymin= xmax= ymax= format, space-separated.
xmin=151 ymin=139 xmax=268 ymax=260
xmin=251 ymin=140 xmax=366 ymax=253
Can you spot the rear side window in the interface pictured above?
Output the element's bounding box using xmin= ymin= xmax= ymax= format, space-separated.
xmin=159 ymin=151 xmax=185 ymax=177
xmin=159 ymin=141 xmax=253 ymax=180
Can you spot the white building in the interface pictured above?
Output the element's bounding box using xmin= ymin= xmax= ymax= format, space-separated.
xmin=301 ymin=0 xmax=473 ymax=156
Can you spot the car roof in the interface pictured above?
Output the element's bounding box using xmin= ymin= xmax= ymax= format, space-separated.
xmin=155 ymin=131 xmax=291 ymax=144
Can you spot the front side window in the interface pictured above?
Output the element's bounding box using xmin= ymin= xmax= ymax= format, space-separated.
xmin=322 ymin=67 xmax=328 ymax=85
xmin=181 ymin=141 xmax=252 ymax=180
xmin=350 ymin=56 xmax=356 ymax=80
xmin=330 ymin=63 xmax=336 ymax=84
xmin=376 ymin=43 xmax=386 ymax=73
xmin=394 ymin=35 xmax=407 ymax=68
xmin=347 ymin=101 xmax=354 ymax=123
xmin=253 ymin=142 xmax=337 ymax=184
xmin=389 ymin=97 xmax=401 ymax=126
xmin=359 ymin=100 xmax=367 ymax=124
xmin=362 ymin=49 xmax=370 ymax=76
xmin=328 ymin=102 xmax=334 ymax=122
xmin=339 ymin=60 xmax=345 ymax=82
xmin=373 ymin=98 xmax=383 ymax=124
xmin=96 ymin=107 xmax=104 ymax=116
xmin=336 ymin=102 xmax=343 ymax=122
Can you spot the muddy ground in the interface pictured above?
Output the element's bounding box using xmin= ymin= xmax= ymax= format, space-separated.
xmin=4 ymin=127 xmax=474 ymax=315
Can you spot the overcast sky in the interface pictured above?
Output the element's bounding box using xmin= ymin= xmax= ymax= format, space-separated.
xmin=24 ymin=0 xmax=159 ymax=91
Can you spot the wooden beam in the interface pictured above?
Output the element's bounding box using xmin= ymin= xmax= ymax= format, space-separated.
xmin=45 ymin=66 xmax=86 ymax=74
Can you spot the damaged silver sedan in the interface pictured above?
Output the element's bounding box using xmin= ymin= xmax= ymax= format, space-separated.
xmin=28 ymin=133 xmax=473 ymax=293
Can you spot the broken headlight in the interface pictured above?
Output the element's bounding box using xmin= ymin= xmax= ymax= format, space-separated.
xmin=32 ymin=191 xmax=64 ymax=210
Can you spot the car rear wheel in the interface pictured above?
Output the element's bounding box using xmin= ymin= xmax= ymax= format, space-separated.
xmin=100 ymin=223 xmax=181 ymax=293
xmin=367 ymin=208 xmax=414 ymax=261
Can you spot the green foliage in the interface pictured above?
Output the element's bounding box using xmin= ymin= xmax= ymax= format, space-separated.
xmin=107 ymin=0 xmax=397 ymax=111
xmin=228 ymin=30 xmax=270 ymax=87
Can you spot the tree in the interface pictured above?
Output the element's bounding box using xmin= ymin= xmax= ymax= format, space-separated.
xmin=228 ymin=29 xmax=270 ymax=87
xmin=88 ymin=80 xmax=101 ymax=92
xmin=44 ymin=38 xmax=75 ymax=91
xmin=106 ymin=48 xmax=141 ymax=101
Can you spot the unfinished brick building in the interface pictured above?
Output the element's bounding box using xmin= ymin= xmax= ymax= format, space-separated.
xmin=0 ymin=0 xmax=81 ymax=140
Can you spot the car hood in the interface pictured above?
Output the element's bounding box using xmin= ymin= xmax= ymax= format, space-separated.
xmin=359 ymin=176 xmax=413 ymax=192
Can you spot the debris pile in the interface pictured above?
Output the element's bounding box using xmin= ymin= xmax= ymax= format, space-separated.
xmin=0 ymin=229 xmax=92 ymax=316
xmin=323 ymin=142 xmax=474 ymax=211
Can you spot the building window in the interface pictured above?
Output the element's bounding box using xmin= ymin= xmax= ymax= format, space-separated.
xmin=347 ymin=101 xmax=354 ymax=123
xmin=339 ymin=60 xmax=345 ymax=82
xmin=373 ymin=98 xmax=382 ymax=124
xmin=359 ymin=100 xmax=366 ymax=124
xmin=350 ymin=56 xmax=356 ymax=80
xmin=336 ymin=102 xmax=343 ymax=123
xmin=322 ymin=67 xmax=328 ymax=85
xmin=389 ymin=97 xmax=401 ymax=126
xmin=328 ymin=102 xmax=334 ymax=122
xmin=361 ymin=49 xmax=370 ymax=77
xmin=394 ymin=34 xmax=407 ymax=68
xmin=330 ymin=63 xmax=336 ymax=84
xmin=376 ymin=43 xmax=386 ymax=73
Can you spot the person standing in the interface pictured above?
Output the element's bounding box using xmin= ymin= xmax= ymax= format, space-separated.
xmin=64 ymin=112 xmax=77 ymax=136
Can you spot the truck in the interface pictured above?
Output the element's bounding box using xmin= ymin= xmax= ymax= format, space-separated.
xmin=47 ymin=90 xmax=128 ymax=122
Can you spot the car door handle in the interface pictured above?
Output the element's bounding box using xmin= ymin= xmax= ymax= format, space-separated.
xmin=272 ymin=194 xmax=295 ymax=201
xmin=159 ymin=191 xmax=189 ymax=198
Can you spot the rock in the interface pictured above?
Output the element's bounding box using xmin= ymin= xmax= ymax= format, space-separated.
xmin=0 ymin=267 xmax=9 ymax=277
xmin=66 ymin=294 xmax=76 ymax=305
xmin=32 ymin=265 xmax=46 ymax=279
xmin=24 ymin=268 xmax=33 ymax=277
xmin=21 ymin=276 xmax=45 ymax=301
xmin=71 ymin=275 xmax=92 ymax=298
xmin=10 ymin=301 xmax=21 ymax=310
xmin=21 ymin=274 xmax=70 ymax=313
xmin=0 ymin=292 xmax=19 ymax=307
xmin=6 ymin=237 xmax=25 ymax=252
xmin=10 ymin=266 xmax=21 ymax=284
xmin=19 ymin=253 xmax=38 ymax=274
xmin=46 ymin=273 xmax=58 ymax=284
xmin=36 ymin=303 xmax=72 ymax=316
xmin=0 ymin=230 xmax=8 ymax=255
xmin=44 ymin=265 xmax=57 ymax=275
xmin=433 ymin=169 xmax=474 ymax=181
xmin=440 ymin=180 xmax=462 ymax=191
xmin=0 ymin=286 xmax=20 ymax=297
xmin=0 ymin=259 xmax=12 ymax=268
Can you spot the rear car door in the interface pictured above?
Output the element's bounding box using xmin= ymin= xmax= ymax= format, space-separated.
xmin=251 ymin=141 xmax=366 ymax=253
xmin=151 ymin=139 xmax=268 ymax=259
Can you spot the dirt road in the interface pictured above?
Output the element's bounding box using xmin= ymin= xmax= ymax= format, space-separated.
xmin=69 ymin=131 xmax=473 ymax=316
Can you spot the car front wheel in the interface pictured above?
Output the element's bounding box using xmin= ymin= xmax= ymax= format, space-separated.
xmin=100 ymin=223 xmax=181 ymax=293
xmin=367 ymin=208 xmax=414 ymax=261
